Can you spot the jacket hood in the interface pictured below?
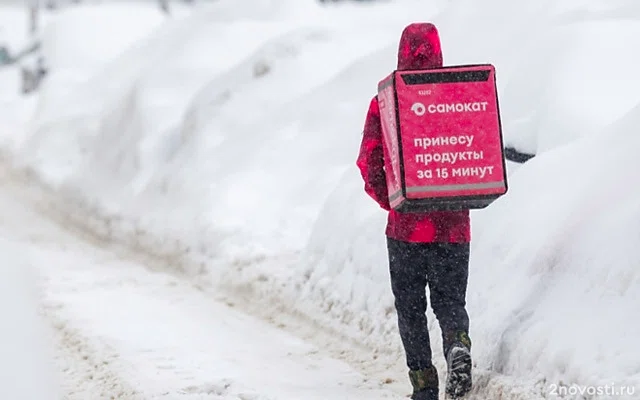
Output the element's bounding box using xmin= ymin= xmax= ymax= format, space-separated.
xmin=397 ymin=23 xmax=442 ymax=70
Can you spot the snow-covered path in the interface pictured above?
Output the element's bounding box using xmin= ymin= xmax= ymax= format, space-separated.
xmin=0 ymin=169 xmax=402 ymax=400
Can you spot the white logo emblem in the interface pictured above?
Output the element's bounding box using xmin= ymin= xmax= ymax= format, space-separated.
xmin=411 ymin=102 xmax=426 ymax=116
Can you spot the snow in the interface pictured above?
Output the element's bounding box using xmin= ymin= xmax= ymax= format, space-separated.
xmin=1 ymin=0 xmax=640 ymax=398
xmin=0 ymin=4 xmax=29 ymax=50
xmin=0 ymin=175 xmax=403 ymax=399
xmin=431 ymin=0 xmax=640 ymax=155
xmin=0 ymin=235 xmax=59 ymax=400
xmin=468 ymin=114 xmax=640 ymax=391
xmin=0 ymin=4 xmax=35 ymax=139
xmin=40 ymin=4 xmax=165 ymax=72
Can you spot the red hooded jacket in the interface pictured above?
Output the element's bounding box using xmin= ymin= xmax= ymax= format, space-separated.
xmin=356 ymin=23 xmax=470 ymax=243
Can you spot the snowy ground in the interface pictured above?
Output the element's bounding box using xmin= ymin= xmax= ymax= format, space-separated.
xmin=0 ymin=168 xmax=409 ymax=399
xmin=1 ymin=0 xmax=640 ymax=399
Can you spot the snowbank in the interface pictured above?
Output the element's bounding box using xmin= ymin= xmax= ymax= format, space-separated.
xmin=465 ymin=104 xmax=640 ymax=395
xmin=7 ymin=3 xmax=165 ymax=157
xmin=4 ymin=0 xmax=640 ymax=398
xmin=14 ymin=0 xmax=440 ymax=258
xmin=0 ymin=236 xmax=59 ymax=399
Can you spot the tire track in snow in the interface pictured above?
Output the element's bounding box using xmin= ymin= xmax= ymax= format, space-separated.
xmin=47 ymin=310 xmax=143 ymax=400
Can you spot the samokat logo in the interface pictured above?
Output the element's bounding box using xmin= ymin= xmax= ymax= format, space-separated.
xmin=411 ymin=102 xmax=426 ymax=116
xmin=412 ymin=101 xmax=490 ymax=116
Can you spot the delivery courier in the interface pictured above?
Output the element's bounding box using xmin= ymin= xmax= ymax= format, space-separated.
xmin=356 ymin=22 xmax=508 ymax=400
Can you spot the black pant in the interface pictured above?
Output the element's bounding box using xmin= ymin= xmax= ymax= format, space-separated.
xmin=387 ymin=237 xmax=470 ymax=371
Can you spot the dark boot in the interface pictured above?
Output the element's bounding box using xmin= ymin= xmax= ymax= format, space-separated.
xmin=444 ymin=331 xmax=472 ymax=399
xmin=409 ymin=365 xmax=439 ymax=400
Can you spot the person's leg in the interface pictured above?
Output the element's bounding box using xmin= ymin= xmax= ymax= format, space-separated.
xmin=425 ymin=242 xmax=472 ymax=398
xmin=387 ymin=237 xmax=433 ymax=369
xmin=387 ymin=237 xmax=439 ymax=399
xmin=425 ymin=242 xmax=471 ymax=352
